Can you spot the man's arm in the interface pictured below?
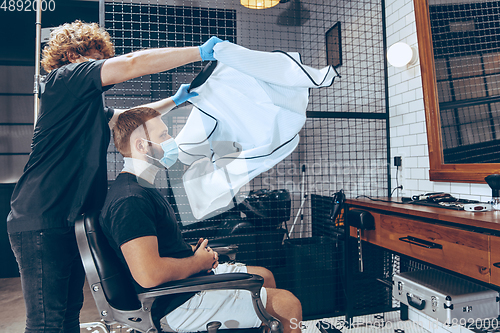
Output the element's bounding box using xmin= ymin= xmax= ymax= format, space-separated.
xmin=108 ymin=98 xmax=175 ymax=129
xmin=140 ymin=97 xmax=177 ymax=114
xmin=121 ymin=237 xmax=216 ymax=289
xmin=101 ymin=47 xmax=200 ymax=87
xmin=108 ymin=84 xmax=197 ymax=129
xmin=101 ymin=37 xmax=222 ymax=87
xmin=139 ymin=83 xmax=197 ymax=114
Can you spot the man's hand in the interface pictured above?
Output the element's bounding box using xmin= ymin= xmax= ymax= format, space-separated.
xmin=192 ymin=237 xmax=204 ymax=252
xmin=194 ymin=239 xmax=218 ymax=272
xmin=198 ymin=36 xmax=223 ymax=61
xmin=172 ymin=84 xmax=198 ymax=106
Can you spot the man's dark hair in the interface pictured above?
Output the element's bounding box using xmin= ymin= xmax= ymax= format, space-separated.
xmin=113 ymin=107 xmax=161 ymax=157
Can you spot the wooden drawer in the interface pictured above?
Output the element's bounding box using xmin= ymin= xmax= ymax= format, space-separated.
xmin=491 ymin=236 xmax=500 ymax=286
xmin=349 ymin=210 xmax=490 ymax=283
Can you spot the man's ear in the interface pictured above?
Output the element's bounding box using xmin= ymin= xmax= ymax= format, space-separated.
xmin=66 ymin=51 xmax=80 ymax=63
xmin=134 ymin=138 xmax=147 ymax=154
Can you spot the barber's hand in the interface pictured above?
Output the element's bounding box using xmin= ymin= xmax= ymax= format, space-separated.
xmin=194 ymin=239 xmax=218 ymax=272
xmin=198 ymin=36 xmax=223 ymax=61
xmin=172 ymin=84 xmax=198 ymax=106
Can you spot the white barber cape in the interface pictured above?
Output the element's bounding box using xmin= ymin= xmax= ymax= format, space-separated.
xmin=175 ymin=41 xmax=338 ymax=220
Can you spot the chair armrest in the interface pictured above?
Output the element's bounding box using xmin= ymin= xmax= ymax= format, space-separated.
xmin=200 ymin=240 xmax=236 ymax=248
xmin=187 ymin=239 xmax=238 ymax=259
xmin=188 ymin=239 xmax=237 ymax=248
xmin=137 ymin=273 xmax=262 ymax=299
xmin=212 ymin=244 xmax=238 ymax=258
xmin=187 ymin=235 xmax=256 ymax=247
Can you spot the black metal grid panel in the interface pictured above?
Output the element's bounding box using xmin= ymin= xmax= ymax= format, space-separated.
xmin=302 ymin=118 xmax=387 ymax=198
xmin=310 ymin=195 xmax=397 ymax=318
xmin=346 ymin=242 xmax=394 ymax=314
xmin=300 ymin=0 xmax=386 ymax=115
xmin=102 ymin=0 xmax=388 ymax=320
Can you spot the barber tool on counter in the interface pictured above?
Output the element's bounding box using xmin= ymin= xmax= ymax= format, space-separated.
xmin=485 ymin=174 xmax=500 ymax=210
xmin=411 ymin=192 xmax=456 ymax=203
xmin=406 ymin=192 xmax=490 ymax=211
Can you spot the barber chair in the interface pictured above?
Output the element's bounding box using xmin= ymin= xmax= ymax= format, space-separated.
xmin=75 ymin=211 xmax=283 ymax=333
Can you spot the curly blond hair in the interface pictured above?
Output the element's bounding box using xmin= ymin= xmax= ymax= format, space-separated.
xmin=41 ymin=20 xmax=115 ymax=72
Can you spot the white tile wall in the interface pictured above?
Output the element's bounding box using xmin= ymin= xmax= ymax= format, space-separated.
xmin=386 ymin=0 xmax=492 ymax=202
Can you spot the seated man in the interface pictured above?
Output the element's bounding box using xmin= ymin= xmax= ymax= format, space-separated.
xmin=100 ymin=104 xmax=302 ymax=333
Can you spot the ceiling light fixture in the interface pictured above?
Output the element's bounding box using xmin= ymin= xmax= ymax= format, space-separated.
xmin=240 ymin=0 xmax=280 ymax=9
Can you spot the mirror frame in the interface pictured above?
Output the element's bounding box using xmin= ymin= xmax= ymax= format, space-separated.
xmin=414 ymin=0 xmax=500 ymax=183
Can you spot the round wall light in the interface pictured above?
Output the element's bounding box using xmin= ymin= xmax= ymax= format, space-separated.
xmin=387 ymin=42 xmax=418 ymax=67
xmin=240 ymin=0 xmax=280 ymax=9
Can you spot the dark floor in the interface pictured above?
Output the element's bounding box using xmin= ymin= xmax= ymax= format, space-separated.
xmin=0 ymin=277 xmax=103 ymax=333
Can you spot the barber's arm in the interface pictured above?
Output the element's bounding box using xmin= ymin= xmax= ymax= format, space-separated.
xmin=144 ymin=83 xmax=198 ymax=113
xmin=108 ymin=84 xmax=198 ymax=129
xmin=101 ymin=37 xmax=222 ymax=87
xmin=121 ymin=237 xmax=217 ymax=289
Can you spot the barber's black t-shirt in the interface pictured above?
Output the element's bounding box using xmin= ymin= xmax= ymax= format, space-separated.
xmin=100 ymin=172 xmax=193 ymax=274
xmin=7 ymin=60 xmax=113 ymax=233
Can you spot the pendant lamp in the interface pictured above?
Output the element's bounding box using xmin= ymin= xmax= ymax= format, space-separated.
xmin=240 ymin=0 xmax=280 ymax=9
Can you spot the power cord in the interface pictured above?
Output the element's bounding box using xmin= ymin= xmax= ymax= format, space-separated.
xmin=391 ymin=165 xmax=403 ymax=198
xmin=390 ymin=185 xmax=403 ymax=198
xmin=395 ymin=166 xmax=399 ymax=190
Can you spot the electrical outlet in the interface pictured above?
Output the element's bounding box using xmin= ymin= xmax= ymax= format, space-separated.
xmin=394 ymin=156 xmax=402 ymax=167
xmin=393 ymin=155 xmax=405 ymax=197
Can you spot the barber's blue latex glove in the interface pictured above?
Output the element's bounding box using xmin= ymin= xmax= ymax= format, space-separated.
xmin=172 ymin=84 xmax=198 ymax=106
xmin=198 ymin=36 xmax=223 ymax=61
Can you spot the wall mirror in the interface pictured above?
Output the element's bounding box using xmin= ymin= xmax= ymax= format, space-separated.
xmin=414 ymin=0 xmax=500 ymax=182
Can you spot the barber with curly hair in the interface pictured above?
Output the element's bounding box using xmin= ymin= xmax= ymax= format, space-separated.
xmin=7 ymin=20 xmax=221 ymax=333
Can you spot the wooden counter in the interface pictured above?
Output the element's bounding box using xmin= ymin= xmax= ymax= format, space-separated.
xmin=346 ymin=198 xmax=500 ymax=287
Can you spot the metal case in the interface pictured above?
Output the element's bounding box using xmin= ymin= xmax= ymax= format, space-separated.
xmin=393 ymin=269 xmax=499 ymax=324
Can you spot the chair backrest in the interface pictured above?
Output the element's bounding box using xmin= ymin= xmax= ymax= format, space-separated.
xmin=75 ymin=211 xmax=141 ymax=312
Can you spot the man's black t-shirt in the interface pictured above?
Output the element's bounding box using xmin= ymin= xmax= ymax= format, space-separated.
xmin=100 ymin=173 xmax=197 ymax=314
xmin=99 ymin=172 xmax=193 ymax=282
xmin=7 ymin=60 xmax=113 ymax=233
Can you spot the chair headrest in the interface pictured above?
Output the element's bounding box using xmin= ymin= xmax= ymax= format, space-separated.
xmin=84 ymin=211 xmax=141 ymax=311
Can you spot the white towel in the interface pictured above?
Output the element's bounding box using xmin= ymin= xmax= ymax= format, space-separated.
xmin=175 ymin=41 xmax=338 ymax=220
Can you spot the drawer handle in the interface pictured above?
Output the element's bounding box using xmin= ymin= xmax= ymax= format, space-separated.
xmin=399 ymin=236 xmax=443 ymax=249
xmin=407 ymin=293 xmax=426 ymax=310
xmin=494 ymin=262 xmax=500 ymax=269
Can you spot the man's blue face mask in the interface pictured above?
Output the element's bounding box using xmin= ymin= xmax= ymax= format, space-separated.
xmin=144 ymin=138 xmax=179 ymax=169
